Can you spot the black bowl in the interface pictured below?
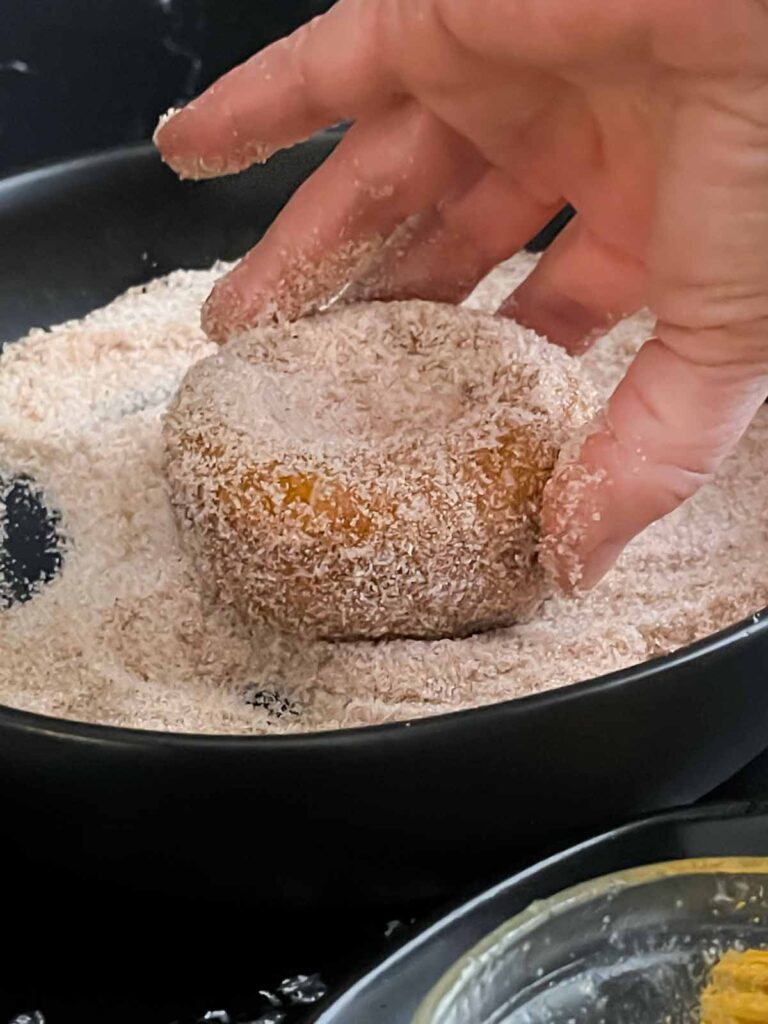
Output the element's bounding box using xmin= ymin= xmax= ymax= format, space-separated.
xmin=1 ymin=136 xmax=767 ymax=920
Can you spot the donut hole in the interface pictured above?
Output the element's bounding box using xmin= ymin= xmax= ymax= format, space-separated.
xmin=163 ymin=301 xmax=597 ymax=641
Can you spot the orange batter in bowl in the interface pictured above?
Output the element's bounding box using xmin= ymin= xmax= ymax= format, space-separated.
xmin=700 ymin=949 xmax=768 ymax=1024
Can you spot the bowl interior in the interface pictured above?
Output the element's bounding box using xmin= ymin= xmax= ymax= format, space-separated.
xmin=415 ymin=857 xmax=768 ymax=1024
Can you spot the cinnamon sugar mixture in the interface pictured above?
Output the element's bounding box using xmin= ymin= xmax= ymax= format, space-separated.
xmin=0 ymin=253 xmax=765 ymax=734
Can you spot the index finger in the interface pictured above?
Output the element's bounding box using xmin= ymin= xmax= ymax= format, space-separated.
xmin=155 ymin=0 xmax=401 ymax=180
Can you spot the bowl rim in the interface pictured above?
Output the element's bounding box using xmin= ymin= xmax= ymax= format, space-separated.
xmin=0 ymin=132 xmax=345 ymax=192
xmin=1 ymin=140 xmax=767 ymax=747
xmin=0 ymin=607 xmax=765 ymax=747
xmin=413 ymin=854 xmax=768 ymax=1024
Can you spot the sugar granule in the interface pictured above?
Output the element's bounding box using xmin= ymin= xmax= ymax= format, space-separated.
xmin=0 ymin=254 xmax=765 ymax=735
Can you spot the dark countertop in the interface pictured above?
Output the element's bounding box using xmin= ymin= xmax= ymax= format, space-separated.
xmin=1 ymin=761 xmax=766 ymax=1024
xmin=0 ymin=0 xmax=335 ymax=178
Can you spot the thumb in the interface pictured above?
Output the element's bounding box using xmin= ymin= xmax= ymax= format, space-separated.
xmin=542 ymin=323 xmax=768 ymax=590
xmin=544 ymin=70 xmax=768 ymax=589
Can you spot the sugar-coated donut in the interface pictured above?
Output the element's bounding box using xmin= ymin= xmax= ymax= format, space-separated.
xmin=162 ymin=301 xmax=597 ymax=640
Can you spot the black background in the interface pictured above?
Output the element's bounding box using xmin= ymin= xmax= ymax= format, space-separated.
xmin=0 ymin=0 xmax=334 ymax=176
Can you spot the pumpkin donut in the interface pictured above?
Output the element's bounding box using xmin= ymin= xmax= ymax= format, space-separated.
xmin=163 ymin=300 xmax=596 ymax=640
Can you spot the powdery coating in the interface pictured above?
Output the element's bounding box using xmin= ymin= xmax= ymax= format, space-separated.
xmin=0 ymin=254 xmax=766 ymax=735
xmin=163 ymin=301 xmax=597 ymax=640
xmin=167 ymin=140 xmax=277 ymax=182
xmin=152 ymin=106 xmax=182 ymax=143
xmin=202 ymin=236 xmax=387 ymax=342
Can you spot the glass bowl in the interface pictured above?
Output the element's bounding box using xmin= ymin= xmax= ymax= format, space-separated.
xmin=414 ymin=857 xmax=768 ymax=1024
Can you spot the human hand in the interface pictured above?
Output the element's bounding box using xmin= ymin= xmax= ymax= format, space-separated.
xmin=155 ymin=0 xmax=768 ymax=589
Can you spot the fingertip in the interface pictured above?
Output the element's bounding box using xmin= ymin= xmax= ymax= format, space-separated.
xmin=154 ymin=105 xmax=205 ymax=179
xmin=538 ymin=532 xmax=583 ymax=595
xmin=539 ymin=450 xmax=611 ymax=593
xmin=153 ymin=105 xmax=183 ymax=147
xmin=576 ymin=539 xmax=626 ymax=590
xmin=540 ymin=419 xmax=707 ymax=594
xmin=201 ymin=274 xmax=258 ymax=343
xmin=153 ymin=99 xmax=277 ymax=181
xmin=201 ymin=286 xmax=229 ymax=344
